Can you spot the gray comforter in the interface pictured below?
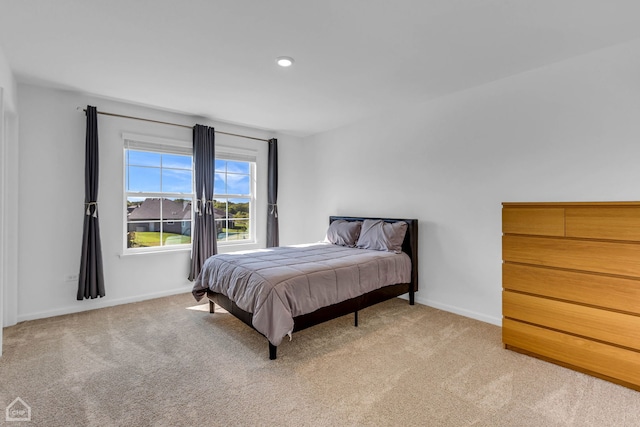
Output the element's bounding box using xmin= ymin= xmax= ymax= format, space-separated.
xmin=192 ymin=243 xmax=412 ymax=346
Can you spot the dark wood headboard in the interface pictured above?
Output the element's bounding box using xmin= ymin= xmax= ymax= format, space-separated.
xmin=329 ymin=216 xmax=419 ymax=292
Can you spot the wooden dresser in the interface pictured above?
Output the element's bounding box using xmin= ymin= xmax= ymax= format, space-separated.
xmin=502 ymin=201 xmax=640 ymax=391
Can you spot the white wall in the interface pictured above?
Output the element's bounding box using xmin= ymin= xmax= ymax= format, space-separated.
xmin=2 ymin=108 xmax=18 ymax=329
xmin=0 ymin=88 xmax=4 ymax=354
xmin=15 ymin=84 xmax=300 ymax=322
xmin=278 ymin=39 xmax=640 ymax=325
xmin=0 ymin=45 xmax=19 ymax=354
xmin=0 ymin=47 xmax=16 ymax=113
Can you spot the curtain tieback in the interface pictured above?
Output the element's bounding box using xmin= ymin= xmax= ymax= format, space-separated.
xmin=85 ymin=202 xmax=98 ymax=218
xmin=205 ymin=200 xmax=215 ymax=215
xmin=195 ymin=198 xmax=215 ymax=216
xmin=268 ymin=203 xmax=278 ymax=218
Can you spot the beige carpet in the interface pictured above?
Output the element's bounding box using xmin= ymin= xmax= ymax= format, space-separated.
xmin=1 ymin=293 xmax=639 ymax=427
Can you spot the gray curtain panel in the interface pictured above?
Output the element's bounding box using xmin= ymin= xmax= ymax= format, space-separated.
xmin=266 ymin=138 xmax=279 ymax=247
xmin=189 ymin=124 xmax=218 ymax=281
xmin=77 ymin=105 xmax=105 ymax=300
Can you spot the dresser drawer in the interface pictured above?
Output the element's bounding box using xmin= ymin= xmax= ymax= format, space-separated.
xmin=502 ymin=207 xmax=565 ymax=236
xmin=503 ymin=291 xmax=640 ymax=350
xmin=502 ymin=263 xmax=640 ymax=315
xmin=503 ymin=235 xmax=640 ymax=277
xmin=503 ymin=319 xmax=640 ymax=388
xmin=566 ymin=207 xmax=640 ymax=241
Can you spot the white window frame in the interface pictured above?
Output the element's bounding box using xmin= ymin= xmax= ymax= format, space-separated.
xmin=121 ymin=134 xmax=258 ymax=254
xmin=214 ymin=145 xmax=257 ymax=245
xmin=123 ymin=133 xmax=195 ymax=254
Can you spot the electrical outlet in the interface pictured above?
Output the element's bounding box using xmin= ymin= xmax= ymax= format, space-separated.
xmin=64 ymin=274 xmax=79 ymax=282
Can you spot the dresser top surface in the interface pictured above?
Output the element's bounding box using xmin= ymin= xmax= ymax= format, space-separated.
xmin=503 ymin=201 xmax=640 ymax=208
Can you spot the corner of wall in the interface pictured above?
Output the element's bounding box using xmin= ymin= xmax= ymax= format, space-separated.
xmin=0 ymin=42 xmax=19 ymax=357
xmin=2 ymin=108 xmax=19 ymax=330
xmin=0 ymin=88 xmax=4 ymax=356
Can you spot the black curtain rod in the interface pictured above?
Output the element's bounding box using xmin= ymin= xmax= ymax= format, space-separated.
xmin=77 ymin=107 xmax=270 ymax=142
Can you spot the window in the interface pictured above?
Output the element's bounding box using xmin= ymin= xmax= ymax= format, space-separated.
xmin=123 ymin=134 xmax=256 ymax=252
xmin=125 ymin=148 xmax=193 ymax=250
xmin=214 ymin=159 xmax=254 ymax=242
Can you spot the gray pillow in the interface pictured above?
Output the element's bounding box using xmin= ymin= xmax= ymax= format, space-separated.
xmin=356 ymin=220 xmax=407 ymax=253
xmin=325 ymin=220 xmax=362 ymax=247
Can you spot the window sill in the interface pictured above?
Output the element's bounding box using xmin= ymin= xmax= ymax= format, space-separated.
xmin=119 ymin=241 xmax=260 ymax=257
xmin=119 ymin=247 xmax=191 ymax=258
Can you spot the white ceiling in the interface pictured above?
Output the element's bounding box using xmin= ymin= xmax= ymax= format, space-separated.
xmin=1 ymin=0 xmax=640 ymax=136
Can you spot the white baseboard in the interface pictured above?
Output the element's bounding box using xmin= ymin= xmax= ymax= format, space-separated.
xmin=15 ymin=287 xmax=502 ymax=328
xmin=412 ymin=295 xmax=502 ymax=326
xmin=16 ymin=287 xmax=192 ymax=323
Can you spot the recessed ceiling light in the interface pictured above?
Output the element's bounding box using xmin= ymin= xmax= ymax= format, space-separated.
xmin=276 ymin=56 xmax=294 ymax=67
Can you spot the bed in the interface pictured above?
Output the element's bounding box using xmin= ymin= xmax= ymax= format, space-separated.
xmin=192 ymin=216 xmax=419 ymax=359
